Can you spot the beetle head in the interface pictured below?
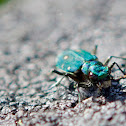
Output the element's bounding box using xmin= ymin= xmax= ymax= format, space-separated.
xmin=82 ymin=61 xmax=110 ymax=81
xmin=89 ymin=65 xmax=109 ymax=80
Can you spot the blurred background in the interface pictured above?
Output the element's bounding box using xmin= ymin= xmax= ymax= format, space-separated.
xmin=0 ymin=0 xmax=126 ymax=63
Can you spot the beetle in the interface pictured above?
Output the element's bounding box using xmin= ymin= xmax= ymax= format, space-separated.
xmin=50 ymin=46 xmax=126 ymax=100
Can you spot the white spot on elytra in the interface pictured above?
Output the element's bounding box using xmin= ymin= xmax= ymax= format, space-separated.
xmin=67 ymin=66 xmax=71 ymax=70
xmin=61 ymin=64 xmax=64 ymax=68
xmin=64 ymin=55 xmax=69 ymax=60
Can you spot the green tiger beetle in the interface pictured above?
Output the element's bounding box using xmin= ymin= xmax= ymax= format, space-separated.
xmin=50 ymin=46 xmax=126 ymax=101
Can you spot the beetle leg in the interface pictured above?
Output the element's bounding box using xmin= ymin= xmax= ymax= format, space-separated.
xmin=52 ymin=69 xmax=66 ymax=75
xmin=73 ymin=83 xmax=82 ymax=103
xmin=113 ymin=75 xmax=126 ymax=81
xmin=92 ymin=45 xmax=98 ymax=55
xmin=48 ymin=76 xmax=65 ymax=90
xmin=51 ymin=69 xmax=76 ymax=88
xmin=109 ymin=62 xmax=126 ymax=75
xmin=77 ymin=86 xmax=81 ymax=103
xmin=46 ymin=69 xmax=66 ymax=81
xmin=79 ymin=80 xmax=93 ymax=88
xmin=104 ymin=56 xmax=126 ymax=66
xmin=49 ymin=69 xmax=71 ymax=88
xmin=109 ymin=62 xmax=126 ymax=81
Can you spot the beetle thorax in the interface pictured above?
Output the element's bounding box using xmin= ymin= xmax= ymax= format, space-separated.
xmin=81 ymin=61 xmax=109 ymax=80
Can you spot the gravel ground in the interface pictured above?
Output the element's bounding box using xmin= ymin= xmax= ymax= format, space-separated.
xmin=0 ymin=0 xmax=126 ymax=125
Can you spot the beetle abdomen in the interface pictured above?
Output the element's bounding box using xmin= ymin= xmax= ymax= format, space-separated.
xmin=56 ymin=49 xmax=98 ymax=73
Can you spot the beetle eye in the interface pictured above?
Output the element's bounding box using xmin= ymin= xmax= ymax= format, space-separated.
xmin=89 ymin=72 xmax=98 ymax=80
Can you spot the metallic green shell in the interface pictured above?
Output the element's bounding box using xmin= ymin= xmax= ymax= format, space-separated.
xmin=56 ymin=50 xmax=84 ymax=72
xmin=81 ymin=61 xmax=109 ymax=79
xmin=56 ymin=49 xmax=97 ymax=72
xmin=72 ymin=49 xmax=97 ymax=61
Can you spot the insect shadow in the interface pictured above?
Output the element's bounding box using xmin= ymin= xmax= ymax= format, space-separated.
xmin=49 ymin=46 xmax=126 ymax=102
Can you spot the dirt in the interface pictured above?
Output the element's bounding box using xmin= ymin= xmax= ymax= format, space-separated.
xmin=0 ymin=0 xmax=126 ymax=125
